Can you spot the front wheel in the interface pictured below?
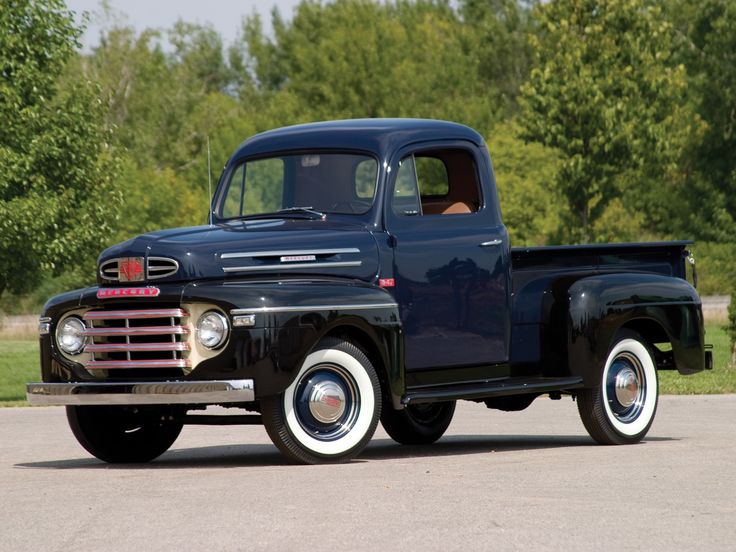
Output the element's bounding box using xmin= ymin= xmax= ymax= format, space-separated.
xmin=381 ymin=401 xmax=456 ymax=445
xmin=66 ymin=405 xmax=183 ymax=463
xmin=261 ymin=338 xmax=382 ymax=464
xmin=577 ymin=331 xmax=658 ymax=445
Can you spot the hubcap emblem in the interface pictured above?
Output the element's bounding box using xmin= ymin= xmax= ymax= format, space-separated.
xmin=614 ymin=366 xmax=639 ymax=408
xmin=308 ymin=380 xmax=346 ymax=424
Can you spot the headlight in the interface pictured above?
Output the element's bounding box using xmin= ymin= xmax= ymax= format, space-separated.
xmin=196 ymin=311 xmax=229 ymax=349
xmin=56 ymin=317 xmax=87 ymax=355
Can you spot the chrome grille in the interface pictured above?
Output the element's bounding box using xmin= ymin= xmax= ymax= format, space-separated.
xmin=99 ymin=257 xmax=179 ymax=281
xmin=82 ymin=309 xmax=190 ymax=371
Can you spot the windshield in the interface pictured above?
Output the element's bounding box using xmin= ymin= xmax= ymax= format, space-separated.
xmin=218 ymin=153 xmax=378 ymax=219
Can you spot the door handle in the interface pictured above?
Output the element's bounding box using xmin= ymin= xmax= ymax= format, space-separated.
xmin=479 ymin=239 xmax=503 ymax=247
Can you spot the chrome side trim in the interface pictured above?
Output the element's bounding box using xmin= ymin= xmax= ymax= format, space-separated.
xmin=221 ymin=248 xmax=359 ymax=260
xmin=26 ymin=379 xmax=255 ymax=406
xmin=230 ymin=303 xmax=398 ymax=315
xmin=222 ymin=261 xmax=362 ymax=273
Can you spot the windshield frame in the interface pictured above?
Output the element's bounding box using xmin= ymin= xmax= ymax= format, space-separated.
xmin=212 ymin=149 xmax=381 ymax=224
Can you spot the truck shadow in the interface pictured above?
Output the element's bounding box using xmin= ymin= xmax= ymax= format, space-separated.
xmin=14 ymin=435 xmax=675 ymax=470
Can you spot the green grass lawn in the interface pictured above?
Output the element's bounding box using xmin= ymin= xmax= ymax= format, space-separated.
xmin=659 ymin=321 xmax=735 ymax=394
xmin=0 ymin=339 xmax=39 ymax=405
xmin=1 ymin=322 xmax=733 ymax=405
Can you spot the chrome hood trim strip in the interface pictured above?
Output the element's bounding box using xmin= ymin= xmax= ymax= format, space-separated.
xmin=222 ymin=260 xmax=362 ymax=273
xmin=221 ymin=248 xmax=359 ymax=260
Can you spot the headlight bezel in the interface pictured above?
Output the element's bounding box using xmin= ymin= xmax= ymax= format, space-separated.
xmin=55 ymin=316 xmax=87 ymax=356
xmin=195 ymin=310 xmax=229 ymax=350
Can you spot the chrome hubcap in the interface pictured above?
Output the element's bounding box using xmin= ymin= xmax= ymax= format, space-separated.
xmin=293 ymin=364 xmax=359 ymax=441
xmin=614 ymin=366 xmax=639 ymax=408
xmin=308 ymin=379 xmax=346 ymax=423
xmin=606 ymin=353 xmax=646 ymax=423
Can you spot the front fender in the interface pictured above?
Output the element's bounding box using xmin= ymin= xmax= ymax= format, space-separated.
xmin=567 ymin=273 xmax=705 ymax=386
xmin=183 ymin=279 xmax=401 ymax=400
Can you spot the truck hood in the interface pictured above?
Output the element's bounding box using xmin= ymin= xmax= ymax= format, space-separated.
xmin=98 ymin=218 xmax=380 ymax=284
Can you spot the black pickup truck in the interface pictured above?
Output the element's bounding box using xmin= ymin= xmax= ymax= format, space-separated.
xmin=28 ymin=119 xmax=711 ymax=464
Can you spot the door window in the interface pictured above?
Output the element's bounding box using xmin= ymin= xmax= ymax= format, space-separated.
xmin=390 ymin=148 xmax=481 ymax=216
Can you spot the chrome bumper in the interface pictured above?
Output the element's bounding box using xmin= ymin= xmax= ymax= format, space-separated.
xmin=26 ymin=379 xmax=255 ymax=406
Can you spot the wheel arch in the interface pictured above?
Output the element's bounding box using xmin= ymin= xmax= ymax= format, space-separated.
xmin=567 ymin=273 xmax=706 ymax=386
xmin=321 ymin=321 xmax=403 ymax=410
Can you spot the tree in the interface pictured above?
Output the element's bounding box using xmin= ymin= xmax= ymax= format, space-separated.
xmin=665 ymin=0 xmax=736 ymax=242
xmin=0 ymin=0 xmax=119 ymax=296
xmin=239 ymin=0 xmax=503 ymax=135
xmin=519 ymin=0 xmax=696 ymax=242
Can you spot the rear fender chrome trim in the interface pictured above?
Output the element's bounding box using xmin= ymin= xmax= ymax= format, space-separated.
xmin=26 ymin=380 xmax=255 ymax=406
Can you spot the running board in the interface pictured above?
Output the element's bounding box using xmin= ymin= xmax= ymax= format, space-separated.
xmin=184 ymin=414 xmax=262 ymax=425
xmin=401 ymin=376 xmax=585 ymax=405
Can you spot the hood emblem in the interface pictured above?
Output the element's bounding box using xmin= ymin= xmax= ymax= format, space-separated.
xmin=119 ymin=257 xmax=145 ymax=282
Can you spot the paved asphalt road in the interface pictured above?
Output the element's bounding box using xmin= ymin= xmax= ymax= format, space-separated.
xmin=2 ymin=395 xmax=735 ymax=551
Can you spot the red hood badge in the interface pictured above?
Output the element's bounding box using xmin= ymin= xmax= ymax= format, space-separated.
xmin=97 ymin=287 xmax=160 ymax=299
xmin=118 ymin=257 xmax=144 ymax=282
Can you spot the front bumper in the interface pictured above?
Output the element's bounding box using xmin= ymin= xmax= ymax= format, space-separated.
xmin=26 ymin=379 xmax=254 ymax=406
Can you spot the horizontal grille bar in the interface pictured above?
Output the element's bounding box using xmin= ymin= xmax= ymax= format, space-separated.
xmin=83 ymin=326 xmax=189 ymax=337
xmin=84 ymin=359 xmax=191 ymax=370
xmin=83 ymin=309 xmax=188 ymax=320
xmin=84 ymin=342 xmax=190 ymax=353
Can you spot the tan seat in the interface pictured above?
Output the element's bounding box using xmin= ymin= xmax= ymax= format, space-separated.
xmin=442 ymin=202 xmax=471 ymax=215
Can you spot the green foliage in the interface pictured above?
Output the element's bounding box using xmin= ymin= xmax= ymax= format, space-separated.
xmin=519 ymin=0 xmax=697 ymax=243
xmin=486 ymin=122 xmax=562 ymax=245
xmin=665 ymin=0 xmax=736 ymax=242
xmin=0 ymin=0 xmax=120 ymax=296
xmin=240 ymin=0 xmax=504 ymax=134
xmin=3 ymin=0 xmax=736 ymax=306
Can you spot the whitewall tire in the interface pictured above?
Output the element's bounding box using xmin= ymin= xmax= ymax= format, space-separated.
xmin=261 ymin=338 xmax=381 ymax=464
xmin=577 ymin=331 xmax=659 ymax=445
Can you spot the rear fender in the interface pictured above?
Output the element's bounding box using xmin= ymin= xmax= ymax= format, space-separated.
xmin=567 ymin=273 xmax=705 ymax=386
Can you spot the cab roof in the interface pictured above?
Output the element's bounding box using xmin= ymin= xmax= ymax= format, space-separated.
xmin=229 ymin=118 xmax=485 ymax=163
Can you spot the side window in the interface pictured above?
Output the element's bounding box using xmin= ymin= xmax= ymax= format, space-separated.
xmin=392 ymin=156 xmax=421 ymax=216
xmin=392 ymin=148 xmax=481 ymax=217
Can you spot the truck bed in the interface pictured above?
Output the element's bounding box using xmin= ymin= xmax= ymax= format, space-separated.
xmin=510 ymin=241 xmax=693 ymax=367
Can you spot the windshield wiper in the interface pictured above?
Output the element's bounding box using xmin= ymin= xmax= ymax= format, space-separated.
xmin=229 ymin=206 xmax=325 ymax=222
xmin=277 ymin=206 xmax=326 ymax=219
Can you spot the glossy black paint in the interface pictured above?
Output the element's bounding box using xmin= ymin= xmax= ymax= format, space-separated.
xmin=567 ymin=273 xmax=705 ymax=384
xmin=384 ymin=139 xmax=511 ymax=371
xmin=38 ymin=119 xmax=708 ymax=413
xmin=41 ymin=279 xmax=404 ymax=406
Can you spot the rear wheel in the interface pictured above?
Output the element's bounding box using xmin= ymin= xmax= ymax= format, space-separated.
xmin=261 ymin=338 xmax=381 ymax=464
xmin=381 ymin=401 xmax=456 ymax=445
xmin=577 ymin=331 xmax=658 ymax=445
xmin=66 ymin=405 xmax=183 ymax=463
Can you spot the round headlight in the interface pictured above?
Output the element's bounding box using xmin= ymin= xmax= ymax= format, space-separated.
xmin=196 ymin=311 xmax=229 ymax=349
xmin=56 ymin=317 xmax=87 ymax=355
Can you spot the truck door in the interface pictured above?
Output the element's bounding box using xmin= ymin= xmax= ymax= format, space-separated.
xmin=385 ymin=143 xmax=511 ymax=371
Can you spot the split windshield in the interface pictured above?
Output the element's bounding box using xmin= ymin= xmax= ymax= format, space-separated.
xmin=218 ymin=153 xmax=378 ymax=219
